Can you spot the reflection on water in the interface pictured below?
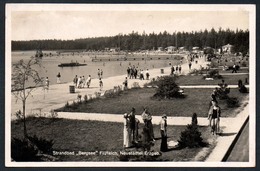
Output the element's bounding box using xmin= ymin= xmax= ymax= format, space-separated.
xmin=11 ymin=51 xmax=182 ymax=86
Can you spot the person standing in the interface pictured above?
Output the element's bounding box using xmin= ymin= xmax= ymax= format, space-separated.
xmin=100 ymin=69 xmax=103 ymax=78
xmin=45 ymin=77 xmax=50 ymax=91
xmin=160 ymin=114 xmax=168 ymax=152
xmin=56 ymin=72 xmax=61 ymax=84
xmin=134 ymin=68 xmax=138 ymax=79
xmin=140 ymin=70 xmax=144 ymax=80
xmin=134 ymin=118 xmax=140 ymax=142
xmin=175 ymin=65 xmax=179 ymax=74
xmin=178 ymin=65 xmax=182 ymax=74
xmin=123 ymin=77 xmax=128 ymax=90
xmin=73 ymin=75 xmax=78 ymax=86
xmin=211 ymin=89 xmax=218 ymax=102
xmin=86 ymin=75 xmax=92 ymax=88
xmin=81 ymin=76 xmax=85 ymax=88
xmin=171 ymin=65 xmax=175 ymax=75
xmin=232 ymin=64 xmax=237 ymax=73
xmin=130 ymin=67 xmax=133 ymax=79
xmin=127 ymin=67 xmax=130 ymax=77
xmin=77 ymin=76 xmax=82 ymax=88
xmin=123 ymin=113 xmax=131 ymax=148
xmin=146 ymin=69 xmax=150 ymax=80
xmin=141 ymin=108 xmax=155 ymax=141
xmin=208 ymin=100 xmax=217 ymax=127
xmin=211 ymin=103 xmax=221 ymax=135
xmin=97 ymin=69 xmax=101 ymax=78
xmin=129 ymin=108 xmax=136 ymax=144
xmin=188 ymin=61 xmax=192 ymax=70
xmin=99 ymin=78 xmax=103 ymax=91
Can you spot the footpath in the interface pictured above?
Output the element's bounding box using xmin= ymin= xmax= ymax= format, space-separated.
xmin=10 ymin=56 xmax=207 ymax=118
xmin=10 ymin=56 xmax=250 ymax=162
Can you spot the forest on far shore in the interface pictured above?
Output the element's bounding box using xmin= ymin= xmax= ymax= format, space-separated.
xmin=12 ymin=28 xmax=249 ymax=54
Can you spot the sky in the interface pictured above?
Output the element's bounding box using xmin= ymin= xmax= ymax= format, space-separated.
xmin=10 ymin=5 xmax=250 ymax=41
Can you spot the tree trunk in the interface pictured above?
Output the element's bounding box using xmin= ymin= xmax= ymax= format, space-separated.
xmin=22 ymin=100 xmax=27 ymax=138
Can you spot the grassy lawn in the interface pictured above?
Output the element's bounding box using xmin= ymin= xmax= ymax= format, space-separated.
xmin=216 ymin=68 xmax=249 ymax=74
xmin=210 ymin=55 xmax=249 ymax=68
xmin=11 ymin=117 xmax=215 ymax=161
xmin=176 ymin=74 xmax=249 ymax=86
xmin=57 ymin=88 xmax=247 ymax=117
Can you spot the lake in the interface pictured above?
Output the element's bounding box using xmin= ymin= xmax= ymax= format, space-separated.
xmin=11 ymin=50 xmax=184 ymax=86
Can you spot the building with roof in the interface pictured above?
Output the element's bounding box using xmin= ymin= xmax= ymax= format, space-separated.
xmin=222 ymin=44 xmax=234 ymax=54
xmin=165 ymin=46 xmax=177 ymax=53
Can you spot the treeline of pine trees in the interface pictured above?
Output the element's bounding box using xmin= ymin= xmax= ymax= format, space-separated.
xmin=12 ymin=28 xmax=249 ymax=54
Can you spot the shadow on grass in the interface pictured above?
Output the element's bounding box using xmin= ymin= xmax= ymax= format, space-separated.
xmin=218 ymin=132 xmax=237 ymax=136
xmin=82 ymin=87 xmax=99 ymax=89
xmin=166 ymin=141 xmax=210 ymax=152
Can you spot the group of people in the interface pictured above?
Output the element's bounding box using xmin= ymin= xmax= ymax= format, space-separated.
xmin=123 ymin=108 xmax=168 ymax=152
xmin=187 ymin=53 xmax=203 ymax=62
xmin=126 ymin=66 xmax=150 ymax=80
xmin=71 ymin=69 xmax=104 ymax=90
xmin=73 ymin=75 xmax=92 ymax=88
xmin=170 ymin=65 xmax=182 ymax=75
xmin=97 ymin=69 xmax=104 ymax=79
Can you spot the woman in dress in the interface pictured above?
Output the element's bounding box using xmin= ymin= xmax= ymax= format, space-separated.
xmin=208 ymin=99 xmax=217 ymax=127
xmin=56 ymin=72 xmax=61 ymax=84
xmin=141 ymin=108 xmax=155 ymax=141
xmin=123 ymin=113 xmax=131 ymax=148
xmin=211 ymin=103 xmax=221 ymax=135
xmin=77 ymin=76 xmax=81 ymax=88
xmin=160 ymin=114 xmax=168 ymax=152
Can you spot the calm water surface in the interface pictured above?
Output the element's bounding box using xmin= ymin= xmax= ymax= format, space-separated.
xmin=12 ymin=51 xmax=182 ymax=86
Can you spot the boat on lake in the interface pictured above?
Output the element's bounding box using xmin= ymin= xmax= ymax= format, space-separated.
xmin=58 ymin=62 xmax=87 ymax=67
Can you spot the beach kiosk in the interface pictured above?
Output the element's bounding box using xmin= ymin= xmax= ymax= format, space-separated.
xmin=69 ymin=85 xmax=75 ymax=93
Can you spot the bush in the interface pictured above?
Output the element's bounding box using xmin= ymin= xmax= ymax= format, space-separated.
xmin=204 ymin=69 xmax=222 ymax=79
xmin=77 ymin=94 xmax=82 ymax=102
xmin=27 ymin=135 xmax=54 ymax=154
xmin=210 ymin=61 xmax=219 ymax=68
xmin=50 ymin=109 xmax=58 ymax=119
xmin=239 ymin=85 xmax=248 ymax=93
xmin=216 ymin=87 xmax=230 ymax=100
xmin=132 ymin=82 xmax=141 ymax=89
xmin=238 ymin=79 xmax=243 ymax=88
xmin=104 ymin=89 xmax=115 ymax=98
xmin=227 ymin=65 xmax=240 ymax=70
xmin=84 ymin=95 xmax=88 ymax=103
xmin=94 ymin=92 xmax=101 ymax=98
xmin=178 ymin=124 xmax=205 ymax=148
xmin=65 ymin=101 xmax=69 ymax=108
xmin=241 ymin=61 xmax=247 ymax=67
xmin=153 ymin=76 xmax=184 ymax=99
xmin=71 ymin=100 xmax=78 ymax=109
xmin=144 ymin=77 xmax=160 ymax=88
xmin=189 ymin=69 xmax=203 ymax=75
xmin=14 ymin=110 xmax=23 ymax=120
xmin=11 ymin=137 xmax=40 ymax=161
xmin=226 ymin=97 xmax=239 ymax=108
